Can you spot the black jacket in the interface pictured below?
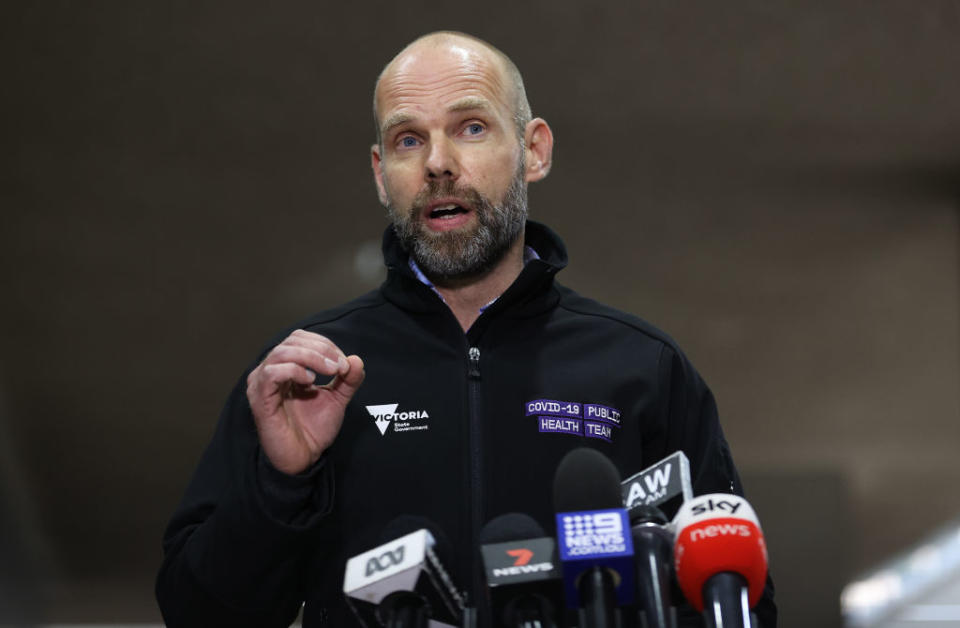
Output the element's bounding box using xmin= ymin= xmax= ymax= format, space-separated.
xmin=157 ymin=221 xmax=776 ymax=627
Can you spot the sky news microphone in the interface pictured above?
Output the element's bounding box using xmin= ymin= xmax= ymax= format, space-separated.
xmin=479 ymin=512 xmax=563 ymax=628
xmin=553 ymin=447 xmax=635 ymax=628
xmin=673 ymin=495 xmax=768 ymax=628
xmin=620 ymin=451 xmax=693 ymax=521
xmin=630 ymin=505 xmax=676 ymax=628
xmin=343 ymin=517 xmax=465 ymax=628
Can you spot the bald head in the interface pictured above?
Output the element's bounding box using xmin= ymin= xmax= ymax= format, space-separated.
xmin=373 ymin=31 xmax=532 ymax=144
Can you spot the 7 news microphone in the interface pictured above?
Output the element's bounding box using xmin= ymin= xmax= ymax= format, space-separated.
xmin=553 ymin=447 xmax=636 ymax=628
xmin=479 ymin=512 xmax=563 ymax=628
xmin=673 ymin=494 xmax=768 ymax=628
xmin=343 ymin=516 xmax=465 ymax=627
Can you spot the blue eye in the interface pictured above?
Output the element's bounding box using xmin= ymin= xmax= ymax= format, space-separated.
xmin=400 ymin=136 xmax=418 ymax=148
xmin=466 ymin=123 xmax=484 ymax=135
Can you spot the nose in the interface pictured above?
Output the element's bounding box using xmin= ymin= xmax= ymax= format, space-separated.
xmin=424 ymin=136 xmax=460 ymax=182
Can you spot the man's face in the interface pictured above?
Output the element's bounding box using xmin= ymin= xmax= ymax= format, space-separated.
xmin=372 ymin=40 xmax=527 ymax=281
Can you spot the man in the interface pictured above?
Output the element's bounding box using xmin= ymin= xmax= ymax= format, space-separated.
xmin=157 ymin=31 xmax=776 ymax=627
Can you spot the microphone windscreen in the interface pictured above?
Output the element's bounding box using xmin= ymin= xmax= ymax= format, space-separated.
xmin=552 ymin=447 xmax=623 ymax=512
xmin=480 ymin=512 xmax=546 ymax=545
xmin=631 ymin=504 xmax=669 ymax=526
xmin=673 ymin=494 xmax=768 ymax=611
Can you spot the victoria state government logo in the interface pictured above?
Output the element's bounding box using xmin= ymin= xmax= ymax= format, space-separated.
xmin=364 ymin=404 xmax=431 ymax=436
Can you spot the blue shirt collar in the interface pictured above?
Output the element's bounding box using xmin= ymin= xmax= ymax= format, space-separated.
xmin=408 ymin=245 xmax=541 ymax=313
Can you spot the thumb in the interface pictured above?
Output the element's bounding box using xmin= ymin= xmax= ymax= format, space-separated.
xmin=327 ymin=355 xmax=365 ymax=402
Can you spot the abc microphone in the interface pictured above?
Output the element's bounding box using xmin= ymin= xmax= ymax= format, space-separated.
xmin=343 ymin=517 xmax=464 ymax=627
xmin=479 ymin=512 xmax=563 ymax=628
xmin=553 ymin=448 xmax=635 ymax=628
xmin=673 ymin=495 xmax=768 ymax=628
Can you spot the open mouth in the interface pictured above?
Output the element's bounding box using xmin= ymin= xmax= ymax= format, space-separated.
xmin=419 ymin=197 xmax=475 ymax=232
xmin=428 ymin=203 xmax=469 ymax=220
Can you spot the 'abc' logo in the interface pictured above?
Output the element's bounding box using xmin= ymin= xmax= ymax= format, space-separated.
xmin=365 ymin=546 xmax=405 ymax=576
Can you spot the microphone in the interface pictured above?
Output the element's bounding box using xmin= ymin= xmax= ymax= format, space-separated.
xmin=553 ymin=447 xmax=635 ymax=628
xmin=629 ymin=505 xmax=675 ymax=628
xmin=479 ymin=513 xmax=563 ymax=628
xmin=620 ymin=451 xmax=693 ymax=520
xmin=342 ymin=517 xmax=465 ymax=628
xmin=619 ymin=451 xmax=693 ymax=628
xmin=672 ymin=494 xmax=768 ymax=628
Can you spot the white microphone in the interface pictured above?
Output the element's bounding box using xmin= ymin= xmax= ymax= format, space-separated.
xmin=343 ymin=524 xmax=464 ymax=627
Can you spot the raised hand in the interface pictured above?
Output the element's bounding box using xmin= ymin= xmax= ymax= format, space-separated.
xmin=246 ymin=330 xmax=365 ymax=475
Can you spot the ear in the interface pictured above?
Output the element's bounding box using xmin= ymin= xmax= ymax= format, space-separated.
xmin=371 ymin=143 xmax=389 ymax=206
xmin=523 ymin=118 xmax=554 ymax=183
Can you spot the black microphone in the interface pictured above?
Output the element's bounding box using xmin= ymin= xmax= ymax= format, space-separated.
xmin=629 ymin=505 xmax=675 ymax=628
xmin=553 ymin=448 xmax=635 ymax=628
xmin=479 ymin=512 xmax=563 ymax=628
xmin=343 ymin=516 xmax=465 ymax=628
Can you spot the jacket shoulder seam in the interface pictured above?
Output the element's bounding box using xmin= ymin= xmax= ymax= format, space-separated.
xmin=556 ymin=299 xmax=678 ymax=351
xmin=298 ymin=296 xmax=389 ymax=329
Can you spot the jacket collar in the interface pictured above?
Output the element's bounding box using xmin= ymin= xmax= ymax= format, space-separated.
xmin=379 ymin=220 xmax=568 ymax=318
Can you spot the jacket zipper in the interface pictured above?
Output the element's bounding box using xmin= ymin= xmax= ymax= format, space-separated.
xmin=466 ymin=345 xmax=483 ymax=620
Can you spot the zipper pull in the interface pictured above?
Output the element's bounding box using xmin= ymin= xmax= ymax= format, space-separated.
xmin=468 ymin=346 xmax=481 ymax=379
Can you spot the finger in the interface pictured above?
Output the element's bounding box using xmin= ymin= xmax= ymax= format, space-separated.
xmin=261 ymin=363 xmax=317 ymax=387
xmin=264 ymin=345 xmax=344 ymax=377
xmin=311 ymin=355 xmax=351 ymax=385
xmin=247 ymin=363 xmax=312 ymax=418
xmin=286 ymin=329 xmax=333 ymax=346
xmin=283 ymin=336 xmax=347 ymax=362
xmin=282 ymin=333 xmax=347 ymax=361
xmin=290 ymin=329 xmax=329 ymax=341
xmin=325 ymin=355 xmax=365 ymax=401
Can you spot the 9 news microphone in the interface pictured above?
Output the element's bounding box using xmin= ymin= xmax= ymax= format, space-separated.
xmin=553 ymin=447 xmax=635 ymax=628
xmin=673 ymin=495 xmax=768 ymax=628
xmin=479 ymin=512 xmax=563 ymax=628
xmin=343 ymin=517 xmax=465 ymax=627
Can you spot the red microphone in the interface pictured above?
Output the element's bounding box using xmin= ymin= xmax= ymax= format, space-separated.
xmin=673 ymin=494 xmax=768 ymax=628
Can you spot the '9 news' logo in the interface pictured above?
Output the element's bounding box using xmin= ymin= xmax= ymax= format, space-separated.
xmin=559 ymin=510 xmax=628 ymax=557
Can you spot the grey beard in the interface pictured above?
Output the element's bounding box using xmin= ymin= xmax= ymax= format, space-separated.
xmin=389 ymin=165 xmax=528 ymax=282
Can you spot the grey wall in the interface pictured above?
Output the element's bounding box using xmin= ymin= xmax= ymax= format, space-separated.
xmin=3 ymin=2 xmax=959 ymax=625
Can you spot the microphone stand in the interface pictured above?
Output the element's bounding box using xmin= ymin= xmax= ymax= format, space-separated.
xmin=701 ymin=572 xmax=751 ymax=628
xmin=578 ymin=567 xmax=618 ymax=628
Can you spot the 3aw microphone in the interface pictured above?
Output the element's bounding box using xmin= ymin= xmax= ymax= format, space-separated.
xmin=673 ymin=494 xmax=768 ymax=628
xmin=620 ymin=450 xmax=693 ymax=520
xmin=479 ymin=512 xmax=562 ymax=628
xmin=620 ymin=451 xmax=692 ymax=628
xmin=630 ymin=505 xmax=676 ymax=628
xmin=343 ymin=519 xmax=464 ymax=627
xmin=553 ymin=447 xmax=635 ymax=628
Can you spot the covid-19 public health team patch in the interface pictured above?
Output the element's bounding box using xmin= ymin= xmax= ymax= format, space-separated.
xmin=524 ymin=399 xmax=622 ymax=443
